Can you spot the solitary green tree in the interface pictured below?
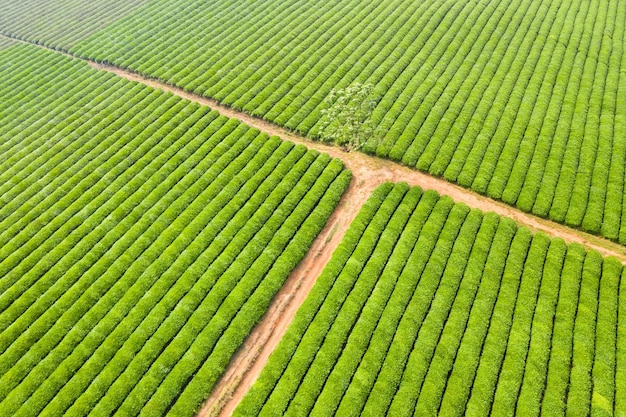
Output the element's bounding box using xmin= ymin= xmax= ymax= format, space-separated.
xmin=318 ymin=83 xmax=377 ymax=151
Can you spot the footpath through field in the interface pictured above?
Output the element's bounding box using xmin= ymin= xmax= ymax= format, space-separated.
xmin=6 ymin=35 xmax=626 ymax=416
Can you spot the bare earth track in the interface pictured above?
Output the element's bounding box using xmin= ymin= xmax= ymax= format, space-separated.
xmin=4 ymin=35 xmax=626 ymax=417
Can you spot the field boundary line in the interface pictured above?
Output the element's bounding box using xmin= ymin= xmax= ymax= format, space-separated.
xmin=3 ymin=33 xmax=626 ymax=417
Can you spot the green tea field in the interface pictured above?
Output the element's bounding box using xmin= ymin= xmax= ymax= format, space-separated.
xmin=0 ymin=0 xmax=625 ymax=416
xmin=3 ymin=0 xmax=623 ymax=241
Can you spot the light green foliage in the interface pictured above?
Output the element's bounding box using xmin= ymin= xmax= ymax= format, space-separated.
xmin=318 ymin=83 xmax=377 ymax=151
xmin=617 ymin=267 xmax=626 ymax=416
xmin=236 ymin=182 xmax=625 ymax=417
xmin=0 ymin=37 xmax=13 ymax=50
xmin=0 ymin=44 xmax=350 ymax=417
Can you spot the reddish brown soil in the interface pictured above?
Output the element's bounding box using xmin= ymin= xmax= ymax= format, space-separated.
xmin=196 ymin=177 xmax=371 ymax=417
xmin=4 ymin=38 xmax=624 ymax=416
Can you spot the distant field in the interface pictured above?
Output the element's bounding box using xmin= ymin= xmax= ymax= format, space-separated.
xmin=235 ymin=182 xmax=626 ymax=416
xmin=0 ymin=0 xmax=625 ymax=245
xmin=0 ymin=0 xmax=149 ymax=49
xmin=0 ymin=44 xmax=350 ymax=417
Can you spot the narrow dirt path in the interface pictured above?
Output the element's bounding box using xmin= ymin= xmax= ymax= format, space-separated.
xmin=4 ymin=32 xmax=626 ymax=260
xmin=197 ymin=177 xmax=375 ymax=417
xmin=5 ymin=35 xmax=626 ymax=416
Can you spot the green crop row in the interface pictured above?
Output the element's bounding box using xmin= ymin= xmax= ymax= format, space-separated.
xmin=236 ymin=182 xmax=626 ymax=416
xmin=0 ymin=45 xmax=350 ymax=417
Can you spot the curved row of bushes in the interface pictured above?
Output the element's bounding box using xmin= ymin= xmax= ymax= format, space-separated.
xmin=0 ymin=44 xmax=351 ymax=417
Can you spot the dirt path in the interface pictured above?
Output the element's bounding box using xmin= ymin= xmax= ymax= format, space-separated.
xmin=6 ymin=37 xmax=626 ymax=259
xmin=5 ymin=35 xmax=626 ymax=416
xmin=196 ymin=177 xmax=375 ymax=417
